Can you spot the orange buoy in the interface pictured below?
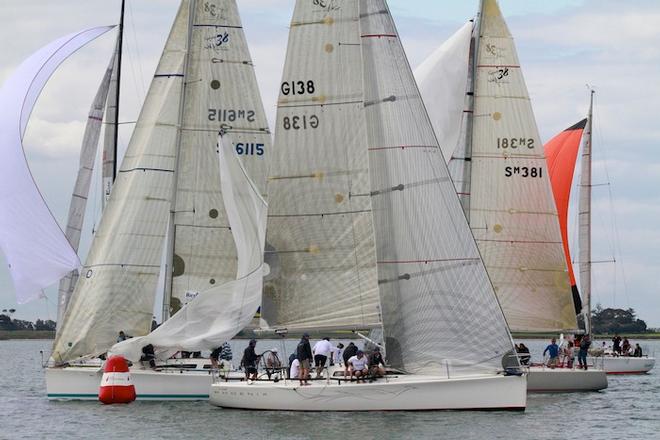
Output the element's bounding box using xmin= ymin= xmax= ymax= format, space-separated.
xmin=98 ymin=355 xmax=136 ymax=404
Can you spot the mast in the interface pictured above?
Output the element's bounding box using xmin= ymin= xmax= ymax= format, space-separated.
xmin=112 ymin=0 xmax=125 ymax=181
xmin=579 ymin=89 xmax=594 ymax=333
xmin=161 ymin=0 xmax=196 ymax=323
xmin=457 ymin=0 xmax=484 ymax=220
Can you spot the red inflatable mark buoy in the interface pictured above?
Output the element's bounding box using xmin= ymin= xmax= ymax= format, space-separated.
xmin=98 ymin=355 xmax=136 ymax=404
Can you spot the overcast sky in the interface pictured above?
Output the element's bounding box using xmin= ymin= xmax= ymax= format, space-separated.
xmin=1 ymin=0 xmax=659 ymax=326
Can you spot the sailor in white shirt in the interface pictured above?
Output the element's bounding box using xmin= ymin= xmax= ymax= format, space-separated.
xmin=347 ymin=350 xmax=369 ymax=382
xmin=334 ymin=343 xmax=345 ymax=366
xmin=312 ymin=337 xmax=334 ymax=378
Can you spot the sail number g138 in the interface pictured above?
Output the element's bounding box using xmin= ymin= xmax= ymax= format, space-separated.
xmin=281 ymin=80 xmax=315 ymax=96
xmin=283 ymin=115 xmax=319 ymax=130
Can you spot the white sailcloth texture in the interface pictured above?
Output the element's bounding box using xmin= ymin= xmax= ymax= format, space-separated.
xmin=0 ymin=26 xmax=112 ymax=304
xmin=57 ymin=46 xmax=118 ymax=331
xmin=467 ymin=0 xmax=575 ymax=331
xmin=260 ymin=0 xmax=381 ymax=332
xmin=578 ymin=94 xmax=593 ymax=328
xmin=170 ymin=0 xmax=272 ymax=316
xmin=111 ymin=135 xmax=267 ymax=361
xmin=360 ymin=0 xmax=516 ymax=376
xmin=414 ymin=21 xmax=472 ymax=163
xmin=52 ymin=5 xmax=190 ymax=363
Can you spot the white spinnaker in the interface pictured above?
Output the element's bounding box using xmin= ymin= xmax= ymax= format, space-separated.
xmin=52 ymin=5 xmax=190 ymax=363
xmin=360 ymin=0 xmax=515 ymax=376
xmin=468 ymin=0 xmax=575 ymax=332
xmin=112 ymin=134 xmax=266 ymax=361
xmin=170 ymin=0 xmax=271 ymax=314
xmin=56 ymin=46 xmax=117 ymax=332
xmin=414 ymin=21 xmax=472 ymax=163
xmin=260 ymin=0 xmax=381 ymax=332
xmin=578 ymin=92 xmax=593 ymax=331
xmin=0 ymin=27 xmax=112 ymax=304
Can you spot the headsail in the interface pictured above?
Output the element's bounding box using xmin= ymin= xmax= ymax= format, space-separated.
xmin=544 ymin=118 xmax=587 ymax=316
xmin=52 ymin=5 xmax=191 ymax=362
xmin=360 ymin=0 xmax=515 ymax=376
xmin=0 ymin=27 xmax=112 ymax=304
xmin=414 ymin=21 xmax=472 ymax=164
xmin=111 ymin=134 xmax=267 ymax=361
xmin=56 ymin=46 xmax=119 ymax=332
xmin=260 ymin=0 xmax=381 ymax=332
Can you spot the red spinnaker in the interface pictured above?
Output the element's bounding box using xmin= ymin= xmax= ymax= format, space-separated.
xmin=544 ymin=119 xmax=587 ymax=315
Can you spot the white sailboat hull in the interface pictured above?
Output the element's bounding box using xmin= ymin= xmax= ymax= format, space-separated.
xmin=526 ymin=366 xmax=607 ymax=392
xmin=46 ymin=359 xmax=233 ymax=400
xmin=209 ymin=374 xmax=527 ymax=411
xmin=589 ymin=356 xmax=656 ymax=374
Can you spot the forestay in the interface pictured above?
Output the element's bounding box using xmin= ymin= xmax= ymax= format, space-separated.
xmin=56 ymin=46 xmax=118 ymax=332
xmin=52 ymin=5 xmax=190 ymax=362
xmin=468 ymin=0 xmax=575 ymax=332
xmin=112 ymin=134 xmax=266 ymax=361
xmin=170 ymin=0 xmax=271 ymax=315
xmin=0 ymin=27 xmax=112 ymax=304
xmin=360 ymin=0 xmax=515 ymax=376
xmin=260 ymin=0 xmax=381 ymax=332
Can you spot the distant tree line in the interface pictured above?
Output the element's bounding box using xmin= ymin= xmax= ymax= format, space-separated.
xmin=0 ymin=314 xmax=56 ymax=331
xmin=591 ymin=305 xmax=648 ymax=334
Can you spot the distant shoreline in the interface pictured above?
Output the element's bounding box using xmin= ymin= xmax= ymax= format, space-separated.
xmin=2 ymin=330 xmax=660 ymax=341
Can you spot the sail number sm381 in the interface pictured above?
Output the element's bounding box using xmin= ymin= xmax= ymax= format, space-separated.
xmin=497 ymin=137 xmax=535 ymax=149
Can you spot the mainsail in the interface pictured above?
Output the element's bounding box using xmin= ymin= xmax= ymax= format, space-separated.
xmin=578 ymin=91 xmax=594 ymax=332
xmin=52 ymin=5 xmax=191 ymax=362
xmin=53 ymin=0 xmax=272 ymax=363
xmin=56 ymin=45 xmax=119 ymax=331
xmin=361 ymin=0 xmax=514 ymax=375
xmin=544 ymin=118 xmax=588 ymax=316
xmin=420 ymin=0 xmax=576 ymax=332
xmin=169 ymin=0 xmax=271 ymax=317
xmin=262 ymin=0 xmax=516 ymax=376
xmin=0 ymin=27 xmax=112 ymax=304
xmin=260 ymin=0 xmax=381 ymax=332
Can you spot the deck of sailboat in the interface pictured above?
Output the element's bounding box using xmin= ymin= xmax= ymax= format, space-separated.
xmin=210 ymin=373 xmax=527 ymax=411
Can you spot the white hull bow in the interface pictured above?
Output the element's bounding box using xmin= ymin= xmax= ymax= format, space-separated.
xmin=589 ymin=356 xmax=656 ymax=374
xmin=46 ymin=359 xmax=236 ymax=400
xmin=209 ymin=373 xmax=527 ymax=411
xmin=526 ymin=366 xmax=607 ymax=392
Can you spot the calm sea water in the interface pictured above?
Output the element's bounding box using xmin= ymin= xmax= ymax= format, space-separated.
xmin=2 ymin=339 xmax=659 ymax=439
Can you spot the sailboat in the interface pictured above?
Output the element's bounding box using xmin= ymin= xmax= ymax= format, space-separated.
xmin=415 ymin=0 xmax=607 ymax=391
xmin=209 ymin=0 xmax=526 ymax=411
xmin=545 ymin=91 xmax=656 ymax=374
xmin=33 ymin=0 xmax=273 ymax=400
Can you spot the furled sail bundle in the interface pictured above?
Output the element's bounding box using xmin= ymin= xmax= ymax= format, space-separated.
xmin=0 ymin=27 xmax=112 ymax=304
xmin=261 ymin=0 xmax=516 ymax=376
xmin=53 ymin=0 xmax=271 ymax=363
xmin=418 ymin=0 xmax=577 ymax=332
xmin=544 ymin=118 xmax=587 ymax=316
